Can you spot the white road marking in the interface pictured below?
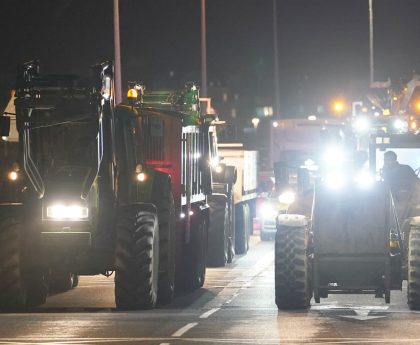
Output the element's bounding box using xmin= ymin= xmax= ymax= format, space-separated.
xmin=171 ymin=322 xmax=198 ymax=337
xmin=339 ymin=308 xmax=387 ymax=321
xmin=199 ymin=307 xmax=220 ymax=319
xmin=2 ymin=338 xmax=420 ymax=344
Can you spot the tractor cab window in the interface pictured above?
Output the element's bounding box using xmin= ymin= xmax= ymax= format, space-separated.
xmin=28 ymin=109 xmax=99 ymax=179
xmin=375 ymin=148 xmax=420 ymax=179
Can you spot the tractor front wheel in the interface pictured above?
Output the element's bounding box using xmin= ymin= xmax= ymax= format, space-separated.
xmin=115 ymin=205 xmax=159 ymax=310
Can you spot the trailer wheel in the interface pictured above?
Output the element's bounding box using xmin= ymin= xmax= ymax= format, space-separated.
xmin=178 ymin=211 xmax=208 ymax=291
xmin=115 ymin=205 xmax=159 ymax=310
xmin=275 ymin=225 xmax=312 ymax=309
xmin=152 ymin=175 xmax=176 ymax=305
xmin=235 ymin=203 xmax=250 ymax=255
xmin=0 ymin=216 xmax=47 ymax=309
xmin=207 ymin=194 xmax=229 ymax=267
xmin=408 ymin=225 xmax=420 ymax=310
xmin=227 ymin=193 xmax=235 ymax=264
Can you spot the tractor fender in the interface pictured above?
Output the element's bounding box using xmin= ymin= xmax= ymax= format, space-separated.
xmin=277 ymin=214 xmax=308 ymax=229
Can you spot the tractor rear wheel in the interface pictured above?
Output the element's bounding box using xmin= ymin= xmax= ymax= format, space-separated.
xmin=408 ymin=225 xmax=420 ymax=310
xmin=275 ymin=225 xmax=312 ymax=309
xmin=0 ymin=216 xmax=47 ymax=309
xmin=207 ymin=194 xmax=229 ymax=267
xmin=115 ymin=205 xmax=159 ymax=310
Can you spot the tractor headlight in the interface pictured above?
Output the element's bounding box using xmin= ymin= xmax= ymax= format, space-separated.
xmin=7 ymin=171 xmax=18 ymax=181
xmin=354 ymin=116 xmax=370 ymax=132
xmin=324 ymin=147 xmax=346 ymax=166
xmin=260 ymin=202 xmax=277 ymax=218
xmin=46 ymin=204 xmax=89 ymax=221
xmin=325 ymin=171 xmax=347 ymax=190
xmin=278 ymin=191 xmax=296 ymax=205
xmin=355 ymin=171 xmax=374 ymax=189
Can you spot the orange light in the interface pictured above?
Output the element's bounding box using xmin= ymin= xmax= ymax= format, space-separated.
xmin=416 ymin=102 xmax=420 ymax=112
xmin=331 ymin=100 xmax=346 ymax=114
xmin=127 ymin=88 xmax=138 ymax=99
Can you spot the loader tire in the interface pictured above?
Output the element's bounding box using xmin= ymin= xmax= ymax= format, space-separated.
xmin=152 ymin=175 xmax=176 ymax=305
xmin=115 ymin=205 xmax=159 ymax=310
xmin=275 ymin=225 xmax=311 ymax=310
xmin=207 ymin=194 xmax=229 ymax=267
xmin=0 ymin=216 xmax=47 ymax=309
xmin=408 ymin=225 xmax=420 ymax=310
xmin=235 ymin=203 xmax=250 ymax=255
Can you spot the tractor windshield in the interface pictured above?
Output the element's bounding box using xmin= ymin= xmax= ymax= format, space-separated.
xmin=27 ymin=109 xmax=99 ymax=181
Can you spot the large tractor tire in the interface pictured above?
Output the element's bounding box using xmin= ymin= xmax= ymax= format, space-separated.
xmin=115 ymin=205 xmax=159 ymax=310
xmin=152 ymin=175 xmax=176 ymax=305
xmin=275 ymin=225 xmax=312 ymax=310
xmin=408 ymin=225 xmax=420 ymax=310
xmin=0 ymin=216 xmax=48 ymax=310
xmin=207 ymin=194 xmax=229 ymax=267
xmin=235 ymin=203 xmax=250 ymax=255
xmin=49 ymin=271 xmax=78 ymax=292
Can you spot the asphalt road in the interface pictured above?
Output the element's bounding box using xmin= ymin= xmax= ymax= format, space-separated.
xmin=1 ymin=237 xmax=420 ymax=344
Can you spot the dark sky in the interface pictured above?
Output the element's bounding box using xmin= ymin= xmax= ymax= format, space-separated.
xmin=1 ymin=0 xmax=420 ymax=117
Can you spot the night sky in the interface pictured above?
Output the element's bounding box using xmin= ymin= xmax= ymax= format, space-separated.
xmin=1 ymin=0 xmax=420 ymax=119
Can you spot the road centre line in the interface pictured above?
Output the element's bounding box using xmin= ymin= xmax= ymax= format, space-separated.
xmin=171 ymin=322 xmax=198 ymax=337
xmin=199 ymin=307 xmax=220 ymax=319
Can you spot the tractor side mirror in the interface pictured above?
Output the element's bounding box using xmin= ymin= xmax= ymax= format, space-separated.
xmin=0 ymin=116 xmax=10 ymax=137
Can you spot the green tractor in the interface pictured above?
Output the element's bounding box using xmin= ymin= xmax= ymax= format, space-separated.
xmin=0 ymin=60 xmax=212 ymax=310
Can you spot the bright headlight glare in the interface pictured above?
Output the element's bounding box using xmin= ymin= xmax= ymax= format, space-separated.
xmin=354 ymin=116 xmax=370 ymax=132
xmin=355 ymin=171 xmax=374 ymax=189
xmin=324 ymin=147 xmax=345 ymax=166
xmin=210 ymin=157 xmax=220 ymax=168
xmin=278 ymin=191 xmax=296 ymax=205
xmin=325 ymin=172 xmax=347 ymax=190
xmin=47 ymin=204 xmax=89 ymax=220
xmin=215 ymin=165 xmax=223 ymax=174
xmin=260 ymin=203 xmax=277 ymax=218
xmin=393 ymin=119 xmax=407 ymax=130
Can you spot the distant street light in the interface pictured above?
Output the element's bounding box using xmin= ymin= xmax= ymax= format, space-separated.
xmin=273 ymin=0 xmax=281 ymax=118
xmin=113 ymin=0 xmax=122 ymax=104
xmin=369 ymin=0 xmax=374 ymax=86
xmin=201 ymin=0 xmax=207 ymax=97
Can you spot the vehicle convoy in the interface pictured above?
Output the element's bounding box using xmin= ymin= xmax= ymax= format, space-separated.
xmin=217 ymin=143 xmax=258 ymax=255
xmin=0 ymin=60 xmax=212 ymax=310
xmin=274 ymin=130 xmax=420 ymax=310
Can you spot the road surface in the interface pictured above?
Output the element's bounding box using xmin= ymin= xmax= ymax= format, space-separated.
xmin=1 ymin=236 xmax=420 ymax=344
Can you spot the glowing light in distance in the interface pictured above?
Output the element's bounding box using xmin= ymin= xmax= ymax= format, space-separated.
xmin=278 ymin=191 xmax=296 ymax=205
xmin=325 ymin=171 xmax=347 ymax=190
xmin=136 ymin=172 xmax=146 ymax=182
xmin=8 ymin=171 xmax=18 ymax=181
xmin=354 ymin=116 xmax=370 ymax=132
